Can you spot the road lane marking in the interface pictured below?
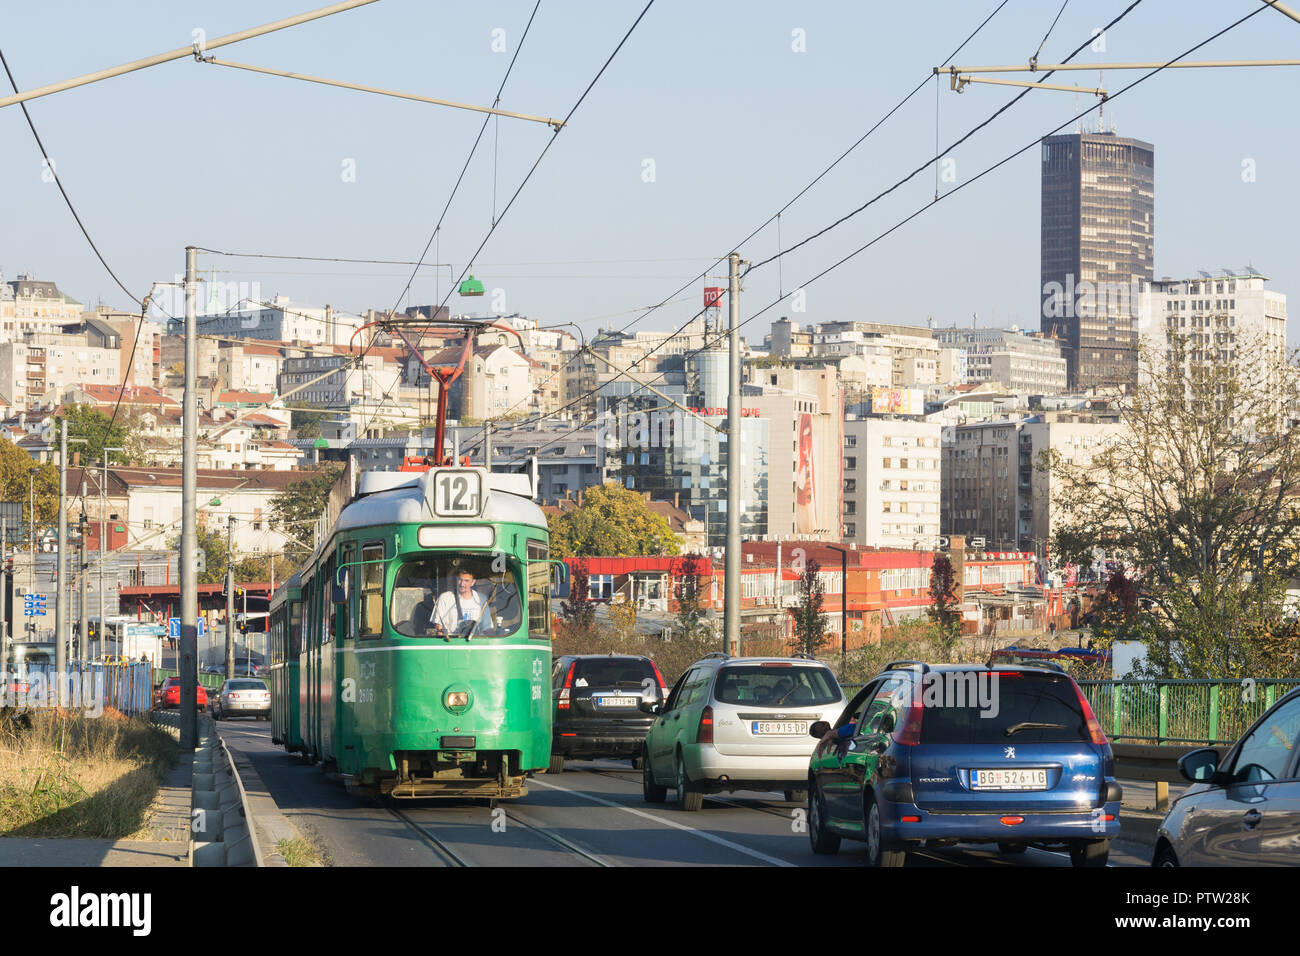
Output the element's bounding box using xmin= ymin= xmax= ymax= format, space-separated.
xmin=529 ymin=778 xmax=796 ymax=867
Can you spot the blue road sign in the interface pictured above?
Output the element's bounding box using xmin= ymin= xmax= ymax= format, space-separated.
xmin=168 ymin=617 xmax=207 ymax=638
xmin=23 ymin=593 xmax=47 ymax=617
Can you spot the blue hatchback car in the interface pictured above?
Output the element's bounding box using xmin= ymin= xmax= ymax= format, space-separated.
xmin=807 ymin=661 xmax=1121 ymax=866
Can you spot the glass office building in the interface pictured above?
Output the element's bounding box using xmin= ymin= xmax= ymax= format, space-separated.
xmin=600 ymin=350 xmax=769 ymax=547
xmin=1041 ymin=131 xmax=1154 ymax=388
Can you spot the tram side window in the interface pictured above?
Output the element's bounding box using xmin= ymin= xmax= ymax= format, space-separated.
xmin=340 ymin=544 xmax=355 ymax=639
xmin=289 ymin=601 xmax=303 ymax=657
xmin=359 ymin=544 xmax=385 ymax=639
xmin=322 ymin=553 xmax=337 ymax=643
xmin=527 ymin=540 xmax=550 ymax=638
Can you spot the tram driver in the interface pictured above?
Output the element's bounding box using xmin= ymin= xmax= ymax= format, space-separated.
xmin=429 ymin=569 xmax=489 ymax=637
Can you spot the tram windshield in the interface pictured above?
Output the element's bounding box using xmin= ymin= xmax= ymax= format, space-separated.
xmin=390 ymin=555 xmax=524 ymax=638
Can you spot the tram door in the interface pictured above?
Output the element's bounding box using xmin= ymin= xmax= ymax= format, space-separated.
xmin=302 ymin=571 xmax=319 ymax=760
xmin=319 ymin=551 xmax=336 ymax=762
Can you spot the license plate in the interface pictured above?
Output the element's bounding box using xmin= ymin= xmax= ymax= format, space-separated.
xmin=970 ymin=768 xmax=1049 ymax=790
xmin=752 ymin=721 xmax=808 ymax=735
xmin=597 ymin=696 xmax=638 ymax=707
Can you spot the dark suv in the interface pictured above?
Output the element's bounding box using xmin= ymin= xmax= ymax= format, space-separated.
xmin=807 ymin=661 xmax=1121 ymax=867
xmin=550 ymin=655 xmax=668 ymax=774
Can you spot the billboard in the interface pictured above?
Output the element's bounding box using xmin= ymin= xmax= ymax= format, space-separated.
xmin=795 ymin=412 xmax=816 ymax=534
xmin=871 ymin=387 xmax=921 ymax=416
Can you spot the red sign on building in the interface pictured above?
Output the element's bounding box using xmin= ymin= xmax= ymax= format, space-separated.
xmin=703 ymin=287 xmax=724 ymax=309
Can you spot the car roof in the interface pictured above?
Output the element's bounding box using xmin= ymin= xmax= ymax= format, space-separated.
xmin=879 ymin=662 xmax=1074 ymax=678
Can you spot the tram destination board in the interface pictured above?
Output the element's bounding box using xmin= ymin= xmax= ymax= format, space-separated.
xmin=432 ymin=469 xmax=484 ymax=517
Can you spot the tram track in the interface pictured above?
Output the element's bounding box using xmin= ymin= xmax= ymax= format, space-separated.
xmin=387 ymin=806 xmax=473 ymax=867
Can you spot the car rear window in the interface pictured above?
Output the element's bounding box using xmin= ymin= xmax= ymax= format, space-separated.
xmin=571 ymin=658 xmax=656 ymax=688
xmin=918 ymin=672 xmax=1090 ymax=744
xmin=713 ymin=665 xmax=841 ymax=707
xmin=227 ymin=680 xmax=267 ymax=691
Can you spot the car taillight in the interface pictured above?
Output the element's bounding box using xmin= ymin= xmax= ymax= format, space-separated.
xmin=557 ymin=661 xmax=576 ymax=711
xmin=1071 ymin=679 xmax=1108 ymax=745
xmin=894 ymin=699 xmax=924 ymax=746
xmin=650 ymin=662 xmax=668 ymax=698
xmin=230 ymin=693 xmax=241 ymax=700
xmin=697 ymin=706 xmax=714 ymax=744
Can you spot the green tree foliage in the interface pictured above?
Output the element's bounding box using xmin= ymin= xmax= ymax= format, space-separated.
xmin=269 ymin=466 xmax=341 ymax=565
xmin=0 ymin=440 xmax=58 ymax=533
xmin=56 ymin=405 xmax=130 ymax=466
xmin=167 ymin=526 xmax=229 ymax=585
xmin=1050 ymin=333 xmax=1300 ymax=678
xmin=927 ymin=553 xmax=961 ymax=658
xmin=791 ymin=557 xmax=829 ymax=657
xmin=549 ymin=483 xmax=682 ymax=558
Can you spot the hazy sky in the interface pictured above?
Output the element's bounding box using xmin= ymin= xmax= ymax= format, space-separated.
xmin=2 ymin=1 xmax=1297 ymax=344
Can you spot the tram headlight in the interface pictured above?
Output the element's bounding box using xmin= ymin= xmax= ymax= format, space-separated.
xmin=446 ymin=691 xmax=469 ymax=708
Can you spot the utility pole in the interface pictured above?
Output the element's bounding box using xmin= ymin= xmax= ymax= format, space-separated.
xmin=1 ymin=515 xmax=7 ymax=664
xmin=484 ymin=420 xmax=492 ymax=471
xmin=77 ymin=509 xmax=88 ymax=660
xmin=54 ymin=420 xmax=68 ymax=699
xmin=181 ymin=246 xmax=199 ymax=750
xmin=225 ymin=514 xmax=236 ymax=681
xmin=723 ymin=252 xmax=744 ymax=656
xmin=99 ymin=447 xmax=124 ymax=659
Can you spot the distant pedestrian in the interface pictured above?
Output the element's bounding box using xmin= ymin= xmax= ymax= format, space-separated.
xmin=1049 ymin=621 xmax=1057 ymax=640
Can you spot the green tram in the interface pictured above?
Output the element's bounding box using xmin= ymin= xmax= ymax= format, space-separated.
xmin=268 ymin=573 xmax=304 ymax=753
xmin=270 ymin=465 xmax=559 ymax=799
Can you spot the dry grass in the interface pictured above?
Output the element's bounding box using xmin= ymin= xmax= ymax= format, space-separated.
xmin=0 ymin=710 xmax=176 ymax=839
xmin=276 ymin=837 xmax=324 ymax=867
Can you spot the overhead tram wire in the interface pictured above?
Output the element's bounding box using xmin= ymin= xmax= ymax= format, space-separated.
xmin=504 ymin=3 xmax=1266 ymax=467
xmin=357 ymin=0 xmax=657 ymax=437
xmin=349 ymin=0 xmax=549 ymax=437
xmin=477 ymin=0 xmax=1017 ymax=435
xmin=0 ymin=45 xmax=180 ymax=445
xmin=743 ymin=0 xmax=1146 ymax=275
xmin=653 ymin=1 xmax=1279 ymax=395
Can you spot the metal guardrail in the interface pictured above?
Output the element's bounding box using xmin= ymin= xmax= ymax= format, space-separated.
xmin=1079 ymin=678 xmax=1300 ymax=746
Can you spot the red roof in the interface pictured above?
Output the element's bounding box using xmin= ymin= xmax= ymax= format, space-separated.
xmin=217 ymin=390 xmax=275 ymax=404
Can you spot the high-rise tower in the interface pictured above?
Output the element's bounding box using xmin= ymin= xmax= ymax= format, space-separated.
xmin=1040 ymin=131 xmax=1154 ymax=388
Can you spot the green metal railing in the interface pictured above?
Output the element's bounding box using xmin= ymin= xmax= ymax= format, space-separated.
xmin=154 ymin=669 xmax=225 ymax=690
xmin=1078 ymin=679 xmax=1300 ymax=746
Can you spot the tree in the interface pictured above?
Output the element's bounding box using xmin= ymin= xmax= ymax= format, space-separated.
xmin=927 ymin=553 xmax=962 ymax=659
xmin=608 ymin=601 xmax=638 ymax=643
xmin=791 ymin=557 xmax=829 ymax=657
xmin=290 ymin=407 xmax=332 ymax=440
xmin=558 ymin=558 xmax=596 ymax=635
xmin=549 ymin=483 xmax=682 ymax=558
xmin=56 ymin=404 xmax=131 ymax=466
xmin=168 ymin=525 xmax=228 ymax=585
xmin=269 ymin=466 xmax=341 ymax=565
xmin=0 ymin=440 xmax=58 ymax=534
xmin=1050 ymin=333 xmax=1300 ymax=678
xmin=674 ymin=554 xmax=710 ymax=641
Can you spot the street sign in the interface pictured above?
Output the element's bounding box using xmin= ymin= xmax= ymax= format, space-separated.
xmin=169 ymin=617 xmax=207 ymax=638
xmin=22 ymin=592 xmax=47 ymax=617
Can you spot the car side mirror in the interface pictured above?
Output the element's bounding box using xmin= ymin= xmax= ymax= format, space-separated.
xmin=1178 ymin=747 xmax=1220 ymax=784
xmin=810 ymin=720 xmax=830 ymax=739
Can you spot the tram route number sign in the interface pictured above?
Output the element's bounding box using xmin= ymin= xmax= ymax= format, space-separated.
xmin=433 ymin=469 xmax=484 ymax=517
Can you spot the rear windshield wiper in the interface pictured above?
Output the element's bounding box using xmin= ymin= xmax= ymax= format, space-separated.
xmin=1004 ymin=721 xmax=1067 ymax=736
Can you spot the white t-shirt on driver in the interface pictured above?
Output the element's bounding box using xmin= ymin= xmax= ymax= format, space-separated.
xmin=432 ymin=588 xmax=488 ymax=635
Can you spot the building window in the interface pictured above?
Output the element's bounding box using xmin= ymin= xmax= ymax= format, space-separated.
xmin=589 ymin=574 xmax=614 ymax=600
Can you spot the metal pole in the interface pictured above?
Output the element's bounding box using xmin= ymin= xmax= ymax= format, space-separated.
xmin=226 ymin=515 xmax=236 ymax=682
xmin=0 ymin=0 xmax=381 ymax=110
xmin=181 ymin=246 xmax=199 ymax=750
xmin=100 ymin=461 xmax=105 ymax=658
xmin=78 ymin=511 xmax=87 ymax=660
xmin=484 ymin=421 xmax=492 ymax=471
xmin=55 ymin=420 xmax=68 ymax=700
xmin=1 ymin=516 xmax=7 ymax=663
xmin=723 ymin=252 xmax=743 ymax=656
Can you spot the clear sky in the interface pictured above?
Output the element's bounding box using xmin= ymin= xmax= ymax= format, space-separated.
xmin=2 ymin=0 xmax=1297 ymax=344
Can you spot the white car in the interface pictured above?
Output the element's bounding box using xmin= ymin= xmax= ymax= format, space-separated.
xmin=641 ymin=654 xmax=847 ymax=810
